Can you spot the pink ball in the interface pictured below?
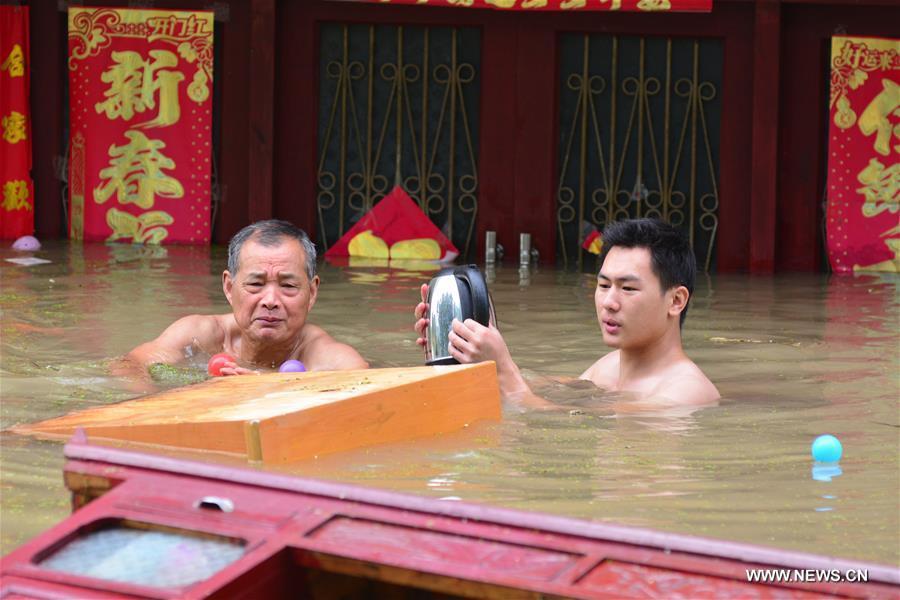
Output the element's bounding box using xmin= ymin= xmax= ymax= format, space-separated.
xmin=11 ymin=235 xmax=40 ymax=251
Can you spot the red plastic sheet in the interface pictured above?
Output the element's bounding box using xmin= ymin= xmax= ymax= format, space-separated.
xmin=325 ymin=186 xmax=459 ymax=262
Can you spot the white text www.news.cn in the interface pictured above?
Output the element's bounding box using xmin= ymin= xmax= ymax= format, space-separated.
xmin=746 ymin=569 xmax=868 ymax=584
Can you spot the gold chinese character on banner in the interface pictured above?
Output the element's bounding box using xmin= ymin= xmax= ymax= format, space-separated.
xmin=857 ymin=158 xmax=899 ymax=217
xmin=106 ymin=207 xmax=174 ymax=244
xmin=484 ymin=0 xmax=552 ymax=6
xmin=94 ymin=130 xmax=184 ymax=209
xmin=857 ymin=78 xmax=899 ymax=156
xmin=147 ymin=14 xmax=208 ymax=39
xmin=2 ymin=180 xmax=31 ymax=211
xmin=560 ymin=0 xmax=622 ymax=9
xmin=2 ymin=111 xmax=27 ymax=144
xmin=637 ymin=0 xmax=671 ymax=10
xmin=1 ymin=44 xmax=24 ymax=77
xmin=95 ymin=50 xmax=184 ymax=128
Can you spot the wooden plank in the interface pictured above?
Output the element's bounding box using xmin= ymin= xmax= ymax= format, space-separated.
xmin=513 ymin=21 xmax=558 ymax=265
xmin=749 ymin=0 xmax=781 ymax=274
xmin=478 ymin=18 xmax=519 ymax=265
xmin=274 ymin=1 xmax=318 ymax=235
xmin=248 ymin=0 xmax=275 ymax=222
xmin=30 ymin=2 xmax=64 ymax=238
xmin=12 ymin=364 xmax=501 ymax=463
xmin=716 ymin=1 xmax=756 ymax=272
xmin=216 ymin=0 xmax=252 ymax=243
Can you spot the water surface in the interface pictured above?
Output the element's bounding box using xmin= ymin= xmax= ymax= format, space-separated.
xmin=1 ymin=241 xmax=898 ymax=566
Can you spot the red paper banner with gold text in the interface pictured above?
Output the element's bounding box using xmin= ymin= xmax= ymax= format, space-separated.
xmin=68 ymin=7 xmax=214 ymax=244
xmin=0 ymin=5 xmax=34 ymax=240
xmin=826 ymin=36 xmax=899 ymax=274
xmin=330 ymin=0 xmax=711 ymax=12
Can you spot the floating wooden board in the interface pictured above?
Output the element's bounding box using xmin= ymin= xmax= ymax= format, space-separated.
xmin=11 ymin=363 xmax=500 ymax=463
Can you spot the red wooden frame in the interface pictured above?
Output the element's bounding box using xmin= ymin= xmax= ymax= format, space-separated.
xmin=335 ymin=0 xmax=714 ymax=12
xmin=278 ymin=0 xmax=757 ymax=269
xmin=776 ymin=2 xmax=900 ymax=271
xmin=29 ymin=0 xmax=64 ymax=241
xmin=25 ymin=0 xmax=900 ymax=271
xmin=749 ymin=0 xmax=780 ymax=273
xmin=2 ymin=435 xmax=897 ymax=598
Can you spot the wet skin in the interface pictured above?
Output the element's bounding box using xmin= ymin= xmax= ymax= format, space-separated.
xmin=595 ymin=246 xmax=679 ymax=353
xmin=223 ymin=238 xmax=319 ymax=360
xmin=121 ymin=236 xmax=367 ymax=380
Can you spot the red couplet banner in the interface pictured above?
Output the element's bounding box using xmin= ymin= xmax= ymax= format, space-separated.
xmin=329 ymin=0 xmax=711 ymax=12
xmin=67 ymin=8 xmax=214 ymax=244
xmin=826 ymin=36 xmax=899 ymax=274
xmin=0 ymin=5 xmax=34 ymax=240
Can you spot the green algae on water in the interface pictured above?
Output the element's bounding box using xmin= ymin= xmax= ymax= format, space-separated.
xmin=148 ymin=363 xmax=207 ymax=386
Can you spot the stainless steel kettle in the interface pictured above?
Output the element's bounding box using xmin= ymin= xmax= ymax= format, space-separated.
xmin=424 ymin=265 xmax=494 ymax=365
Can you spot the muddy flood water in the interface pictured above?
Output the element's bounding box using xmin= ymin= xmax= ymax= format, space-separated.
xmin=1 ymin=241 xmax=898 ymax=567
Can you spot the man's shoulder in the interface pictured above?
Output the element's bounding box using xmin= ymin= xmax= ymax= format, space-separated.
xmin=157 ymin=314 xmax=231 ymax=352
xmin=580 ymin=350 xmax=619 ymax=387
xmin=127 ymin=313 xmax=229 ymax=368
xmin=297 ymin=323 xmax=330 ymax=351
xmin=301 ymin=324 xmax=368 ymax=370
xmin=170 ymin=313 xmax=229 ymax=335
xmin=654 ymin=359 xmax=719 ymax=405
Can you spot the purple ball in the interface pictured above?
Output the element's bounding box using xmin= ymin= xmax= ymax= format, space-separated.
xmin=279 ymin=359 xmax=306 ymax=373
xmin=11 ymin=235 xmax=40 ymax=251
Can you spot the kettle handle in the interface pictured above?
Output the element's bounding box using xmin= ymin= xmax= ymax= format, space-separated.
xmin=455 ymin=265 xmax=491 ymax=327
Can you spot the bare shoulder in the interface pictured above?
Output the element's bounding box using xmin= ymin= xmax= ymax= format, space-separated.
xmin=579 ymin=350 xmax=619 ymax=388
xmin=302 ymin=324 xmax=368 ymax=371
xmin=167 ymin=314 xmax=228 ymax=348
xmin=652 ymin=360 xmax=720 ymax=406
xmin=126 ymin=314 xmax=227 ymax=367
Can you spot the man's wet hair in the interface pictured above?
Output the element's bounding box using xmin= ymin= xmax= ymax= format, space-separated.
xmin=228 ymin=219 xmax=317 ymax=281
xmin=598 ymin=218 xmax=696 ymax=326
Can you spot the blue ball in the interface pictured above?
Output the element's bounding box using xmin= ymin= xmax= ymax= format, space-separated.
xmin=279 ymin=359 xmax=306 ymax=373
xmin=811 ymin=434 xmax=842 ymax=463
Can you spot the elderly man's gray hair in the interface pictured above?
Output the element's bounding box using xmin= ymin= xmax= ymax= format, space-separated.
xmin=227 ymin=220 xmax=317 ymax=281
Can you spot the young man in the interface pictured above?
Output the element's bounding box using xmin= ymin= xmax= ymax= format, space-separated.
xmin=415 ymin=218 xmax=719 ymax=408
xmin=123 ymin=220 xmax=368 ymax=377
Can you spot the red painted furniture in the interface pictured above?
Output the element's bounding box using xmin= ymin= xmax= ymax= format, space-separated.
xmin=2 ymin=432 xmax=897 ymax=599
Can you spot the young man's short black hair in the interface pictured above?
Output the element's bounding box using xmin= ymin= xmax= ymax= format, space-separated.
xmin=598 ymin=218 xmax=696 ymax=326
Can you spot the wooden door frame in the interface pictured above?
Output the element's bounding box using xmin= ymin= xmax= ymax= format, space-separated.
xmin=28 ymin=0 xmax=900 ymax=272
xmin=280 ymin=1 xmax=755 ymax=270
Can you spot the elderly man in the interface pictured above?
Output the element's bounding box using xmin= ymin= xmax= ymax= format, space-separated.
xmin=125 ymin=220 xmax=367 ymax=376
xmin=415 ymin=218 xmax=719 ymax=408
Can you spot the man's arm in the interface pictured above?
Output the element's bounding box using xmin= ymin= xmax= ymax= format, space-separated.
xmin=123 ymin=314 xmax=223 ymax=371
xmin=446 ymin=318 xmax=530 ymax=396
xmin=414 ymin=284 xmax=555 ymax=409
xmin=414 ymin=283 xmax=527 ymax=394
xmin=448 ymin=322 xmax=557 ymax=410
